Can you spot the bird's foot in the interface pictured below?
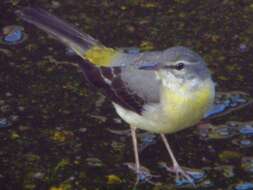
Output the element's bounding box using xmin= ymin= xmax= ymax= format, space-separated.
xmin=159 ymin=162 xmax=205 ymax=187
xmin=124 ymin=162 xmax=160 ymax=184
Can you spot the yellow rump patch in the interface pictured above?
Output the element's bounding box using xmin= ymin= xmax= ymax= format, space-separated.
xmin=84 ymin=46 xmax=119 ymax=67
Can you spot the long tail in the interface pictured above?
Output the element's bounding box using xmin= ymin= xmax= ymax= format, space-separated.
xmin=16 ymin=7 xmax=101 ymax=58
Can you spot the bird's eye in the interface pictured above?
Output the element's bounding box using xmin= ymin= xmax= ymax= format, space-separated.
xmin=175 ymin=62 xmax=185 ymax=70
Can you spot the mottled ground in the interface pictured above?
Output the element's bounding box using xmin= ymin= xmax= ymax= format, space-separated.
xmin=1 ymin=0 xmax=253 ymax=190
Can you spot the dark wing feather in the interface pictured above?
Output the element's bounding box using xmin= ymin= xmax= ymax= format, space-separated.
xmin=79 ymin=60 xmax=145 ymax=113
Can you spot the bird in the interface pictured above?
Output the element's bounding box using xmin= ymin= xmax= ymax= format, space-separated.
xmin=17 ymin=7 xmax=215 ymax=184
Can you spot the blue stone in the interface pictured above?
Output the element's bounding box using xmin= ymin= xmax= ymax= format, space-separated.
xmin=240 ymin=126 xmax=253 ymax=136
xmin=0 ymin=118 xmax=8 ymax=128
xmin=4 ymin=28 xmax=23 ymax=43
xmin=235 ymin=182 xmax=253 ymax=190
xmin=205 ymin=104 xmax=227 ymax=118
xmin=175 ymin=170 xmax=205 ymax=186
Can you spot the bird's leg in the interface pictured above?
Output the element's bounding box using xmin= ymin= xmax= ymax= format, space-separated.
xmin=160 ymin=134 xmax=195 ymax=185
xmin=131 ymin=127 xmax=140 ymax=174
xmin=129 ymin=127 xmax=156 ymax=184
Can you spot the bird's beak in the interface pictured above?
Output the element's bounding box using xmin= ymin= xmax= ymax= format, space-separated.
xmin=138 ymin=63 xmax=160 ymax=70
xmin=138 ymin=63 xmax=177 ymax=71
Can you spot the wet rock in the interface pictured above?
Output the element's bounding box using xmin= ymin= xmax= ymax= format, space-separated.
xmin=106 ymin=174 xmax=122 ymax=184
xmin=205 ymin=104 xmax=227 ymax=118
xmin=0 ymin=105 xmax=11 ymax=113
xmin=124 ymin=162 xmax=157 ymax=183
xmin=214 ymin=165 xmax=235 ymax=178
xmin=107 ymin=128 xmax=130 ymax=136
xmin=232 ymin=138 xmax=253 ymax=148
xmin=25 ymin=153 xmax=40 ymax=162
xmin=201 ymin=124 xmax=237 ymax=140
xmin=111 ymin=141 xmax=125 ymax=152
xmin=49 ymin=182 xmax=72 ymax=190
xmin=10 ymin=131 xmax=20 ymax=140
xmin=139 ymin=132 xmax=156 ymax=152
xmin=51 ymin=130 xmax=74 ymax=142
xmin=198 ymin=179 xmax=214 ymax=188
xmin=51 ymin=1 xmax=61 ymax=8
xmin=241 ymin=157 xmax=253 ymax=173
xmin=5 ymin=92 xmax=12 ymax=97
xmin=205 ymin=91 xmax=253 ymax=118
xmin=175 ymin=169 xmax=206 ymax=187
xmin=78 ymin=128 xmax=87 ymax=133
xmin=9 ymin=115 xmax=19 ymax=121
xmin=113 ymin=118 xmax=122 ymax=124
xmin=33 ymin=172 xmax=44 ymax=179
xmin=239 ymin=124 xmax=253 ymax=136
xmin=239 ymin=43 xmax=248 ymax=53
xmin=234 ymin=182 xmax=253 ymax=190
xmin=159 ymin=162 xmax=206 ymax=186
xmin=219 ymin=151 xmax=242 ymax=162
xmin=86 ymin=157 xmax=103 ymax=167
xmin=88 ymin=114 xmax=107 ymax=123
xmin=0 ymin=25 xmax=26 ymax=45
xmin=0 ymin=118 xmax=8 ymax=128
xmin=65 ymin=47 xmax=76 ymax=56
xmin=152 ymin=183 xmax=175 ymax=190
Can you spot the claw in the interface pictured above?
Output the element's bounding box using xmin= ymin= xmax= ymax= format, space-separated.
xmin=124 ymin=162 xmax=160 ymax=184
xmin=159 ymin=162 xmax=205 ymax=187
xmin=174 ymin=165 xmax=195 ymax=187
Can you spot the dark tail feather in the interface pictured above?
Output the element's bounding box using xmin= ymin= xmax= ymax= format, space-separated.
xmin=16 ymin=7 xmax=100 ymax=56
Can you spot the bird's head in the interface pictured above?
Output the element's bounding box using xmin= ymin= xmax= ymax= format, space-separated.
xmin=139 ymin=47 xmax=211 ymax=91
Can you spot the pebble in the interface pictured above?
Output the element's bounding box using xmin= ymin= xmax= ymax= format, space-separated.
xmin=0 ymin=118 xmax=8 ymax=128
xmin=235 ymin=182 xmax=253 ymax=190
xmin=1 ymin=25 xmax=26 ymax=45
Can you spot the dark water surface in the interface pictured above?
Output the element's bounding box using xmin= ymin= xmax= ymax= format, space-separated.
xmin=1 ymin=1 xmax=253 ymax=189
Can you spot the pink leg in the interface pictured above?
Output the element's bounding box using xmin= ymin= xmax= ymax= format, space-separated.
xmin=131 ymin=127 xmax=140 ymax=174
xmin=160 ymin=134 xmax=195 ymax=185
xmin=129 ymin=127 xmax=157 ymax=184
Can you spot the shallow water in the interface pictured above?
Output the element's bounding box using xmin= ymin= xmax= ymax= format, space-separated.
xmin=1 ymin=1 xmax=253 ymax=190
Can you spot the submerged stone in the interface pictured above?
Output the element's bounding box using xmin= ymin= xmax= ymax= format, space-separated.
xmin=205 ymin=104 xmax=227 ymax=118
xmin=0 ymin=25 xmax=26 ymax=45
xmin=86 ymin=157 xmax=103 ymax=167
xmin=214 ymin=165 xmax=235 ymax=178
xmin=124 ymin=162 xmax=156 ymax=183
xmin=205 ymin=91 xmax=252 ymax=118
xmin=0 ymin=118 xmax=8 ymax=128
xmin=241 ymin=157 xmax=253 ymax=173
xmin=106 ymin=174 xmax=122 ymax=184
xmin=175 ymin=169 xmax=206 ymax=187
xmin=219 ymin=151 xmax=242 ymax=161
xmin=235 ymin=182 xmax=253 ymax=190
xmin=208 ymin=125 xmax=237 ymax=140
xmin=232 ymin=138 xmax=253 ymax=148
xmin=139 ymin=132 xmax=156 ymax=152
xmin=239 ymin=125 xmax=253 ymax=136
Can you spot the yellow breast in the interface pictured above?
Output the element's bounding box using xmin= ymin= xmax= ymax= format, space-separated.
xmin=161 ymin=79 xmax=215 ymax=133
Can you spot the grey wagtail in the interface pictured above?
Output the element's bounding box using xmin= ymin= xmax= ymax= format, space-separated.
xmin=17 ymin=7 xmax=215 ymax=184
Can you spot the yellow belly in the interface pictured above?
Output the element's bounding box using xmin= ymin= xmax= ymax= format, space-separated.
xmin=113 ymin=79 xmax=214 ymax=134
xmin=161 ymin=80 xmax=215 ymax=133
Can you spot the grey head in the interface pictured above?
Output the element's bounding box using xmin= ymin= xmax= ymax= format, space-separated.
xmin=139 ymin=46 xmax=211 ymax=90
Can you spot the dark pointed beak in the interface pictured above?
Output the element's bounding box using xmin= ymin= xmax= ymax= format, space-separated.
xmin=138 ymin=63 xmax=160 ymax=70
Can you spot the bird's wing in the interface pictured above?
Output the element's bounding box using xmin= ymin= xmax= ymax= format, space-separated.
xmin=18 ymin=7 xmax=160 ymax=113
xmin=78 ymin=58 xmax=160 ymax=114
